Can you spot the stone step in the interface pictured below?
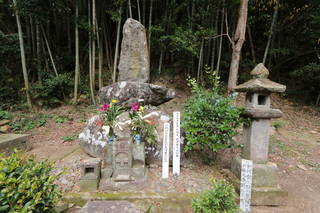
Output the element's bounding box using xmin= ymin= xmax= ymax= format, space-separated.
xmin=64 ymin=192 xmax=197 ymax=213
xmin=0 ymin=134 xmax=30 ymax=152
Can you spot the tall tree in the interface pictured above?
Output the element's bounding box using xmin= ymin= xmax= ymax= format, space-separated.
xmin=13 ymin=0 xmax=32 ymax=109
xmin=227 ymin=0 xmax=249 ymax=93
xmin=73 ymin=0 xmax=80 ymax=102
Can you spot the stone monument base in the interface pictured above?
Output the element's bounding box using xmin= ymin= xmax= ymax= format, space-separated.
xmin=231 ymin=157 xmax=287 ymax=206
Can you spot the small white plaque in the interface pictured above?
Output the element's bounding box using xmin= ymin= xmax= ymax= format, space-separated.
xmin=240 ymin=159 xmax=253 ymax=212
xmin=172 ymin=112 xmax=181 ymax=175
xmin=162 ymin=122 xmax=170 ymax=178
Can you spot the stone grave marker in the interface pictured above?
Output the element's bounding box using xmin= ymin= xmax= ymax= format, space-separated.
xmin=240 ymin=159 xmax=253 ymax=212
xmin=162 ymin=122 xmax=170 ymax=178
xmin=172 ymin=111 xmax=181 ymax=175
xmin=118 ymin=18 xmax=150 ymax=83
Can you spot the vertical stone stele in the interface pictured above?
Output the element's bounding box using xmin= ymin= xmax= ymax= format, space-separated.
xmin=118 ymin=18 xmax=150 ymax=83
xmin=231 ymin=63 xmax=288 ymax=206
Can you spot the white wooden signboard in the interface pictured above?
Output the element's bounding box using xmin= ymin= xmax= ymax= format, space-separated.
xmin=162 ymin=122 xmax=170 ymax=178
xmin=172 ymin=111 xmax=181 ymax=175
xmin=240 ymin=159 xmax=253 ymax=212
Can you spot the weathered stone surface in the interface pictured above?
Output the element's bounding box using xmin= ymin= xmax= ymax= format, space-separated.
xmin=243 ymin=108 xmax=283 ymax=118
xmin=231 ymin=157 xmax=279 ymax=188
xmin=99 ymin=81 xmax=175 ymax=108
xmin=118 ymin=18 xmax=150 ymax=83
xmin=0 ymin=119 xmax=10 ymax=126
xmin=0 ymin=134 xmax=30 ymax=151
xmin=235 ymin=63 xmax=286 ymax=93
xmin=251 ymin=186 xmax=288 ymax=206
xmin=77 ymin=201 xmax=143 ymax=213
xmin=243 ymin=119 xmax=271 ymax=164
xmin=250 ymin=63 xmax=270 ymax=79
xmin=79 ymin=179 xmax=99 ymax=192
xmin=235 ymin=78 xmax=286 ymax=93
xmin=78 ymin=115 xmax=109 ymax=159
xmin=0 ymin=125 xmax=10 ymax=133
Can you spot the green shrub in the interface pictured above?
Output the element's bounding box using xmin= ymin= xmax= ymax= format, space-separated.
xmin=182 ymin=80 xmax=245 ymax=154
xmin=192 ymin=179 xmax=239 ymax=213
xmin=0 ymin=152 xmax=61 ymax=212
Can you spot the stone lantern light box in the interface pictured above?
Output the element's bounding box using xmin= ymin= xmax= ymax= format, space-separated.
xmin=231 ymin=63 xmax=288 ymax=206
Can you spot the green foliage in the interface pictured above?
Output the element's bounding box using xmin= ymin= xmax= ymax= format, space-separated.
xmin=192 ymin=179 xmax=239 ymax=213
xmin=290 ymin=63 xmax=320 ymax=101
xmin=61 ymin=135 xmax=76 ymax=142
xmin=182 ymin=79 xmax=245 ymax=154
xmin=0 ymin=111 xmax=12 ymax=120
xmin=53 ymin=115 xmax=72 ymax=124
xmin=129 ymin=104 xmax=157 ymax=145
xmin=99 ymin=101 xmax=123 ymax=136
xmin=31 ymin=73 xmax=73 ymax=108
xmin=272 ymin=120 xmax=286 ymax=129
xmin=0 ymin=152 xmax=61 ymax=212
xmin=9 ymin=113 xmax=48 ymax=133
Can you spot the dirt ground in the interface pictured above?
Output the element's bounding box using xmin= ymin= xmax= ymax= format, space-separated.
xmin=24 ymin=87 xmax=320 ymax=213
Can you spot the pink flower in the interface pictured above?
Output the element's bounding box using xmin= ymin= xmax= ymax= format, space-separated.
xmin=100 ymin=104 xmax=110 ymax=111
xmin=132 ymin=102 xmax=139 ymax=112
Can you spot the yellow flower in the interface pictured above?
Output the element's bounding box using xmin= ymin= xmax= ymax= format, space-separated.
xmin=111 ymin=99 xmax=117 ymax=103
xmin=139 ymin=106 xmax=144 ymax=112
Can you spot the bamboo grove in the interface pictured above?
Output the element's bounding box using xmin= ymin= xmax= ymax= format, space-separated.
xmin=0 ymin=0 xmax=319 ymax=109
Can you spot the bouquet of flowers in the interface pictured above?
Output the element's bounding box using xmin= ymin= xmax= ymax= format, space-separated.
xmin=99 ymin=99 xmax=123 ymax=137
xmin=129 ymin=102 xmax=156 ymax=144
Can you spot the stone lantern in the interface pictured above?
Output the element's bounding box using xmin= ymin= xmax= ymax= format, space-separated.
xmin=231 ymin=63 xmax=288 ymax=205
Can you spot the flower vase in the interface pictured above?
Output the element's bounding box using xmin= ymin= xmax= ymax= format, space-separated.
xmin=107 ymin=136 xmax=114 ymax=144
xmin=134 ymin=134 xmax=141 ymax=145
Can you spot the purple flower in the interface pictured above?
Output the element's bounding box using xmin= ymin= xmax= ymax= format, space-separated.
xmin=132 ymin=102 xmax=139 ymax=112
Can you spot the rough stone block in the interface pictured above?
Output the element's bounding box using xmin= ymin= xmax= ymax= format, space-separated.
xmin=0 ymin=134 xmax=30 ymax=152
xmin=132 ymin=142 xmax=145 ymax=164
xmin=132 ymin=165 xmax=145 ymax=178
xmin=231 ymin=157 xmax=279 ymax=187
xmin=79 ymin=179 xmax=99 ymax=192
xmin=81 ymin=158 xmax=101 ymax=180
xmin=251 ymin=186 xmax=288 ymax=206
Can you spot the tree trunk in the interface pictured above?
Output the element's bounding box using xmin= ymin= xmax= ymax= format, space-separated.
xmin=112 ymin=7 xmax=122 ymax=83
xmin=216 ymin=8 xmax=224 ymax=71
xmin=263 ymin=0 xmax=279 ymax=64
xmin=137 ymin=0 xmax=141 ymax=22
xmin=210 ymin=9 xmax=219 ymax=71
xmin=36 ymin=23 xmax=42 ymax=84
xmin=128 ymin=0 xmax=132 ymax=18
xmin=247 ymin=23 xmax=256 ymax=62
xmin=13 ymin=0 xmax=32 ymax=109
xmin=197 ymin=39 xmax=204 ymax=82
xmin=41 ymin=26 xmax=58 ymax=77
xmin=88 ymin=0 xmax=96 ymax=104
xmin=227 ymin=0 xmax=249 ymax=93
xmin=73 ymin=0 xmax=80 ymax=102
xmin=148 ymin=0 xmax=153 ymax=58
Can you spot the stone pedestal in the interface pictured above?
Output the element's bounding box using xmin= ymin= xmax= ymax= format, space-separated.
xmin=231 ymin=63 xmax=287 ymax=206
xmin=80 ymin=159 xmax=101 ymax=192
xmin=231 ymin=157 xmax=287 ymax=205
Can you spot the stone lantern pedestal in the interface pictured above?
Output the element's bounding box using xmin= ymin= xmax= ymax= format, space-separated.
xmin=231 ymin=63 xmax=288 ymax=205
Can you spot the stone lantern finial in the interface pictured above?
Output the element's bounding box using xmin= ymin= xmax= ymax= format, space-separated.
xmin=250 ymin=63 xmax=269 ymax=79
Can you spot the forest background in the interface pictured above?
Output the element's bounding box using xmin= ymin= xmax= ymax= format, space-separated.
xmin=0 ymin=0 xmax=319 ymax=109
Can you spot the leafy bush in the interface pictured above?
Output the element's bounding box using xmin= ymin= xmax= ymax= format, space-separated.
xmin=31 ymin=73 xmax=73 ymax=108
xmin=0 ymin=152 xmax=61 ymax=212
xmin=192 ymin=179 xmax=239 ymax=213
xmin=182 ymin=79 xmax=245 ymax=154
xmin=9 ymin=114 xmax=48 ymax=133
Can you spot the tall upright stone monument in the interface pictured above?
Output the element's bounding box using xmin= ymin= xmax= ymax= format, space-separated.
xmin=118 ymin=18 xmax=150 ymax=83
xmin=231 ymin=63 xmax=288 ymax=206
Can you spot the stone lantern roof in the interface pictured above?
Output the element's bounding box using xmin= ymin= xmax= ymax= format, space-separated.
xmin=234 ymin=63 xmax=286 ymax=93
